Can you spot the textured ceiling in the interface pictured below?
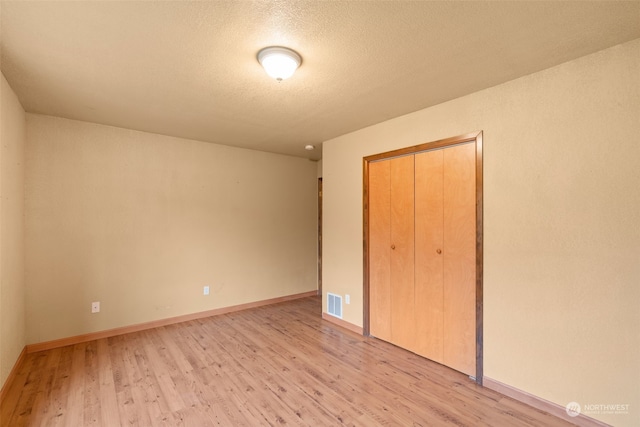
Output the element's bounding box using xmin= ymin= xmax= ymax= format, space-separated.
xmin=1 ymin=1 xmax=639 ymax=160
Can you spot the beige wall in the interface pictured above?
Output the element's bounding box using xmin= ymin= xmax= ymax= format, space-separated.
xmin=25 ymin=115 xmax=318 ymax=344
xmin=0 ymin=74 xmax=26 ymax=388
xmin=322 ymin=39 xmax=640 ymax=426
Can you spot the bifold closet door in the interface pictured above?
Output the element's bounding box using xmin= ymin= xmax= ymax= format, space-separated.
xmin=389 ymin=155 xmax=415 ymax=350
xmin=442 ymin=142 xmax=476 ymax=376
xmin=414 ymin=150 xmax=444 ymax=364
xmin=414 ymin=143 xmax=475 ymax=375
xmin=368 ymin=156 xmax=415 ymax=348
xmin=368 ymin=142 xmax=476 ymax=377
xmin=368 ymin=160 xmax=391 ymax=342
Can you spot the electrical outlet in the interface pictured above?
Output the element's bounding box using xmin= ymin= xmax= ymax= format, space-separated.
xmin=345 ymin=294 xmax=350 ymax=304
xmin=91 ymin=301 xmax=100 ymax=313
xmin=203 ymin=286 xmax=210 ymax=296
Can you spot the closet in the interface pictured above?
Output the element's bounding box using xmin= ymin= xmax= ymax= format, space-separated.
xmin=365 ymin=134 xmax=481 ymax=378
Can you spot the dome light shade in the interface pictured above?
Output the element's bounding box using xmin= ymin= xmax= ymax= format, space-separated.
xmin=258 ymin=47 xmax=301 ymax=81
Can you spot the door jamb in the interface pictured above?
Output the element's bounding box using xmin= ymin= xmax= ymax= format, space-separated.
xmin=362 ymin=131 xmax=483 ymax=385
xmin=318 ymin=178 xmax=323 ymax=296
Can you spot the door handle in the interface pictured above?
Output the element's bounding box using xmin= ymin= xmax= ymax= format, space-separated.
xmin=391 ymin=244 xmax=396 ymax=250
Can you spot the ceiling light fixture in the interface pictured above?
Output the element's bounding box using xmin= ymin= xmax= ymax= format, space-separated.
xmin=257 ymin=46 xmax=302 ymax=81
xmin=304 ymin=145 xmax=315 ymax=151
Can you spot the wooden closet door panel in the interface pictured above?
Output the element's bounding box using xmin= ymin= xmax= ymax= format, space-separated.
xmin=390 ymin=155 xmax=416 ymax=350
xmin=443 ymin=142 xmax=476 ymax=376
xmin=368 ymin=160 xmax=392 ymax=341
xmin=414 ymin=150 xmax=444 ymax=363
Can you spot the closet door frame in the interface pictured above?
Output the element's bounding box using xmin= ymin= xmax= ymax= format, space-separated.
xmin=363 ymin=131 xmax=484 ymax=385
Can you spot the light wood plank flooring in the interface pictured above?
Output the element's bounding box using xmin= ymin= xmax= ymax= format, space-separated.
xmin=1 ymin=296 xmax=575 ymax=426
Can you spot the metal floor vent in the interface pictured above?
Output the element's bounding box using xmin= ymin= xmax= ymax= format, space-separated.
xmin=327 ymin=293 xmax=343 ymax=319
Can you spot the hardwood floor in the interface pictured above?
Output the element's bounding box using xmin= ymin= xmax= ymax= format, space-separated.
xmin=1 ymin=296 xmax=574 ymax=426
